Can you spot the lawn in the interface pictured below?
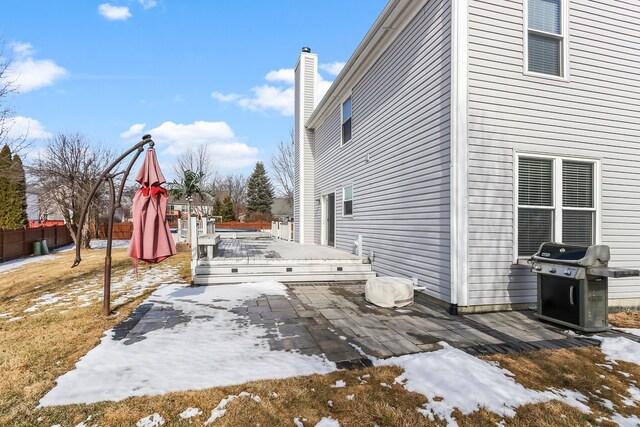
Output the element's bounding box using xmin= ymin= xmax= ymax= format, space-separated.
xmin=0 ymin=246 xmax=639 ymax=426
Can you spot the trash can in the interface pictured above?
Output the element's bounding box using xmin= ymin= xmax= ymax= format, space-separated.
xmin=33 ymin=241 xmax=42 ymax=256
xmin=41 ymin=240 xmax=50 ymax=255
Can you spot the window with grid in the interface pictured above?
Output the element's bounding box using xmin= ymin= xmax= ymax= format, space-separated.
xmin=343 ymin=185 xmax=353 ymax=216
xmin=517 ymin=156 xmax=596 ymax=258
xmin=342 ymin=97 xmax=352 ymax=144
xmin=527 ymin=0 xmax=565 ymax=76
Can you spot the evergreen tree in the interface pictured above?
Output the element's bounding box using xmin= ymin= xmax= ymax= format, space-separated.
xmin=221 ymin=195 xmax=236 ymax=222
xmin=212 ymin=197 xmax=223 ymax=217
xmin=245 ymin=162 xmax=274 ymax=215
xmin=0 ymin=145 xmax=11 ymax=228
xmin=0 ymin=146 xmax=27 ymax=229
xmin=12 ymin=154 xmax=28 ymax=227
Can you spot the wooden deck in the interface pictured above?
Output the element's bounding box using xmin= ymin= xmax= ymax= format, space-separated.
xmin=193 ymin=238 xmax=376 ymax=285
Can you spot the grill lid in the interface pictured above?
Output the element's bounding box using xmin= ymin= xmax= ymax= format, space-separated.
xmin=532 ymin=242 xmax=610 ymax=267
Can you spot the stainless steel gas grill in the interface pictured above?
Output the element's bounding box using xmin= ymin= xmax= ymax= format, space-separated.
xmin=529 ymin=242 xmax=640 ymax=332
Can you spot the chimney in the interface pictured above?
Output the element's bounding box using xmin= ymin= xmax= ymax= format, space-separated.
xmin=294 ymin=47 xmax=317 ymax=244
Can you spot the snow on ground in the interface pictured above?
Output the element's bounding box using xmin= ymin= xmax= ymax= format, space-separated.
xmin=136 ymin=413 xmax=165 ymax=427
xmin=13 ymin=264 xmax=180 ymax=318
xmin=597 ymin=336 xmax=640 ymax=365
xmin=375 ymin=342 xmax=591 ymax=426
xmin=39 ymin=281 xmax=336 ymax=406
xmin=204 ymin=392 xmax=261 ymax=425
xmin=179 ymin=407 xmax=202 ymax=419
xmin=0 ymin=240 xmax=126 ymax=275
xmin=314 ymin=417 xmax=340 ymax=427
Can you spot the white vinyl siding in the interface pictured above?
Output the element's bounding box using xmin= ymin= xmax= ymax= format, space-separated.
xmin=314 ymin=0 xmax=452 ymax=302
xmin=516 ymin=155 xmax=597 ymax=258
xmin=468 ymin=0 xmax=640 ymax=306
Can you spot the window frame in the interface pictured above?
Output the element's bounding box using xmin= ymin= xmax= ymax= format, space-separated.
xmin=342 ymin=184 xmax=353 ymax=217
xmin=523 ymin=0 xmax=570 ymax=81
xmin=513 ymin=152 xmax=600 ymax=262
xmin=341 ymin=95 xmax=352 ymax=145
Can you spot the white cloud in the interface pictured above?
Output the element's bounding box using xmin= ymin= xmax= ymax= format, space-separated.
xmin=4 ymin=116 xmax=52 ymax=141
xmin=265 ymin=68 xmax=295 ymax=85
xmin=211 ymin=65 xmax=338 ymax=117
xmin=4 ymin=42 xmax=68 ymax=93
xmin=211 ymin=92 xmax=242 ymax=103
xmin=138 ymin=0 xmax=157 ymax=9
xmin=120 ymin=123 xmax=146 ymax=139
xmin=98 ymin=4 xmax=132 ymax=21
xmin=320 ymin=62 xmax=345 ymax=76
xmin=238 ymin=85 xmax=295 ymax=117
xmin=131 ymin=120 xmax=260 ymax=170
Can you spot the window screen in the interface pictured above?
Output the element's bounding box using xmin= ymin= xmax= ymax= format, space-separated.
xmin=563 ymin=162 xmax=593 ymax=208
xmin=562 ymin=211 xmax=593 ymax=246
xmin=529 ymin=0 xmax=561 ymax=34
xmin=528 ymin=34 xmax=561 ymax=76
xmin=519 ymin=158 xmax=553 ymax=206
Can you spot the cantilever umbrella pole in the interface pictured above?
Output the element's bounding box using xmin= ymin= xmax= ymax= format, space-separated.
xmin=71 ymin=134 xmax=154 ymax=316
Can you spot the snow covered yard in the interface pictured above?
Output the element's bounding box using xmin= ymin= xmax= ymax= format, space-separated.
xmin=2 ymin=245 xmax=640 ymax=426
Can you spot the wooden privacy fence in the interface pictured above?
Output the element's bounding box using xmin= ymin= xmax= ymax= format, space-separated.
xmin=95 ymin=222 xmax=134 ymax=240
xmin=215 ymin=221 xmax=272 ymax=230
xmin=0 ymin=225 xmax=73 ymax=263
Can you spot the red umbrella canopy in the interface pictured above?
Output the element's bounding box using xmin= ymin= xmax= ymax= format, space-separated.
xmin=128 ymin=148 xmax=176 ymax=265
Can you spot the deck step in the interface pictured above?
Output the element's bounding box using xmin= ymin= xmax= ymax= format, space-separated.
xmin=193 ymin=270 xmax=376 ymax=285
xmin=195 ymin=262 xmax=373 ymax=276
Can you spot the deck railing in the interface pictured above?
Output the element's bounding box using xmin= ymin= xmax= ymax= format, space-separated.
xmin=270 ymin=221 xmax=294 ymax=241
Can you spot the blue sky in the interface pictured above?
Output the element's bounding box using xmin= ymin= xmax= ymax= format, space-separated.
xmin=1 ymin=0 xmax=386 ymax=180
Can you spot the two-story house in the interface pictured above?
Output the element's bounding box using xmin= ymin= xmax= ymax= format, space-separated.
xmin=294 ymin=0 xmax=640 ymax=313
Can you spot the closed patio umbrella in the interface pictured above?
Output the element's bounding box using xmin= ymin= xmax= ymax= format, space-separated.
xmin=128 ymin=148 xmax=176 ymax=268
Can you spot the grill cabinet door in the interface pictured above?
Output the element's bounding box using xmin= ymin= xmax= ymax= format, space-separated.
xmin=539 ymin=276 xmax=581 ymax=325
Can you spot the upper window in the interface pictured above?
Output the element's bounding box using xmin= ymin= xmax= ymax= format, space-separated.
xmin=343 ymin=185 xmax=353 ymax=216
xmin=527 ymin=0 xmax=566 ymax=77
xmin=517 ymin=155 xmax=596 ymax=258
xmin=341 ymin=97 xmax=352 ymax=144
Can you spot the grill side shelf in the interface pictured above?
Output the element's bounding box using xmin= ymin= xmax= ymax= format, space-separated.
xmin=586 ymin=267 xmax=640 ymax=278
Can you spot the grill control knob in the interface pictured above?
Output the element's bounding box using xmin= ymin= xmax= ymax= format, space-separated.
xmin=533 ymin=264 xmax=542 ymax=271
xmin=549 ymin=268 xmax=557 ymax=273
xmin=564 ymin=269 xmax=572 ymax=276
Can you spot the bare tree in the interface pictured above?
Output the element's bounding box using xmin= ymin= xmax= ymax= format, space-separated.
xmin=0 ymin=42 xmax=30 ymax=157
xmin=220 ymin=174 xmax=247 ymax=218
xmin=28 ymin=133 xmax=112 ymax=248
xmin=270 ymin=129 xmax=294 ymax=205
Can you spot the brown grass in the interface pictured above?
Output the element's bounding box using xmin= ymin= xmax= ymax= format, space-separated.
xmin=609 ymin=310 xmax=640 ymax=329
xmin=1 ymin=248 xmax=639 ymax=426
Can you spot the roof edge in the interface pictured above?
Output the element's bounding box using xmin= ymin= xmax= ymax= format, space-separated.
xmin=306 ymin=0 xmax=422 ymax=129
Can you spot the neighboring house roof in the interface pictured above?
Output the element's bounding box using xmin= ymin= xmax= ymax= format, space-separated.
xmin=307 ymin=0 xmax=423 ymax=129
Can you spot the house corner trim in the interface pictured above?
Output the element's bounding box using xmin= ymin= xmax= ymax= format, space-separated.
xmin=450 ymin=0 xmax=469 ymax=307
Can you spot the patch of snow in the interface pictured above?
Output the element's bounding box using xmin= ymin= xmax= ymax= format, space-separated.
xmin=380 ymin=382 xmax=391 ymax=389
xmin=395 ymin=309 xmax=411 ymax=314
xmin=136 ymin=413 xmax=165 ymax=427
xmin=362 ymin=374 xmax=370 ymax=379
xmin=376 ymin=342 xmax=591 ymax=426
xmin=294 ymin=418 xmax=304 ymax=427
xmin=39 ymin=282 xmax=336 ymax=406
xmin=8 ymin=316 xmax=23 ymax=322
xmin=179 ymin=407 xmax=202 ymax=419
xmin=346 ymin=394 xmax=354 ymax=400
xmin=596 ymin=363 xmax=614 ymax=370
xmin=0 ymin=313 xmax=11 ymax=318
xmin=0 ymin=254 xmax=58 ymax=274
xmin=611 ymin=413 xmax=640 ymax=427
xmin=339 ymin=335 xmax=347 ymax=340
xmin=270 ymin=392 xmax=278 ymax=398
xmin=331 ymin=380 xmax=346 ymax=388
xmin=90 ymin=239 xmax=129 ymax=249
xmin=204 ymin=392 xmax=260 ymax=425
xmin=327 ymin=400 xmax=333 ymax=407
xmin=314 ymin=417 xmax=340 ymax=427
xmin=596 ymin=336 xmax=640 ymax=365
